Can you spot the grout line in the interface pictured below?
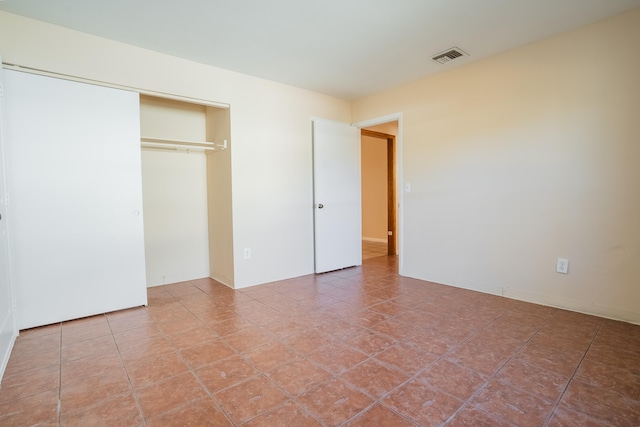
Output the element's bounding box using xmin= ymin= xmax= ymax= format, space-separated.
xmin=441 ymin=312 xmax=551 ymax=425
xmin=541 ymin=319 xmax=605 ymax=427
xmin=105 ymin=313 xmax=150 ymax=427
xmin=57 ymin=321 xmax=62 ymax=426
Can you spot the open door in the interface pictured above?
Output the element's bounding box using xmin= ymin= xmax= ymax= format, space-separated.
xmin=312 ymin=119 xmax=361 ymax=273
xmin=0 ymin=57 xmax=18 ymax=382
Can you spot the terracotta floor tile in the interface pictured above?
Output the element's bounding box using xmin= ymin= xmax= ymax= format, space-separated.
xmin=155 ymin=315 xmax=204 ymax=336
xmin=106 ymin=309 xmax=154 ymax=334
xmin=206 ymin=317 xmax=255 ymax=336
xmin=118 ymin=335 xmax=175 ymax=364
xmin=495 ymin=358 xmax=570 ymax=402
xmin=405 ymin=329 xmax=456 ymax=356
xmin=0 ymin=364 xmax=59 ymax=404
xmin=574 ymin=358 xmax=640 ymax=400
xmin=307 ymin=342 xmax=369 ymax=375
xmin=516 ymin=341 xmax=585 ymax=376
xmin=18 ymin=322 xmax=61 ymax=339
xmin=383 ymin=379 xmax=463 ymax=427
xmin=61 ymin=334 xmax=119 ymax=363
xmin=61 ymin=318 xmax=112 ymax=346
xmin=3 ymin=346 xmax=60 ymax=375
xmin=12 ymin=332 xmax=61 ymax=354
xmin=265 ymin=359 xmax=332 ymax=396
xmin=193 ymin=307 xmax=238 ymax=324
xmin=470 ymin=380 xmax=554 ymax=426
xmin=195 ymin=354 xmax=259 ymax=393
xmin=179 ymin=339 xmax=236 ymax=369
xmin=560 ymin=379 xmax=640 ymax=426
xmin=346 ymin=403 xmax=415 ymax=426
xmin=298 ymin=378 xmax=375 ymax=426
xmin=223 ymin=328 xmax=276 ymax=353
xmin=0 ymin=389 xmax=59 ymax=426
xmin=214 ymin=375 xmax=289 ymax=424
xmin=347 ymin=308 xmax=390 ymax=328
xmin=61 ymin=352 xmax=124 ymax=385
xmin=136 ymin=372 xmax=208 ymax=419
xmin=60 ymin=392 xmax=143 ymax=427
xmin=315 ymin=318 xmax=364 ymax=341
xmin=446 ymin=406 xmax=514 ymax=427
xmin=260 ymin=317 xmax=306 ymax=339
xmin=446 ymin=338 xmax=520 ymax=377
xmin=342 ymin=358 xmax=410 ymax=399
xmin=125 ymin=351 xmax=189 ymax=389
xmin=243 ymin=341 xmax=299 ymax=372
xmin=59 ymin=368 xmax=132 ymax=414
xmin=284 ymin=329 xmax=335 ymax=355
xmin=417 ymin=359 xmax=485 ymax=401
xmin=548 ymin=405 xmax=617 ymax=427
xmin=370 ymin=318 xmax=419 ymax=341
xmin=347 ymin=329 xmax=395 ymax=356
xmin=112 ymin=324 xmax=163 ymax=348
xmin=584 ymin=341 xmax=640 ymax=373
xmin=242 ymin=400 xmax=323 ymax=427
xmin=162 ymin=324 xmax=218 ymax=350
xmin=375 ymin=343 xmax=437 ymax=375
xmin=146 ymin=397 xmax=232 ymax=427
xmin=529 ymin=330 xmax=593 ymax=353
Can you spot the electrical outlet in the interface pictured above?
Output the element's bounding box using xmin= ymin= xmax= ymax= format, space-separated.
xmin=556 ymin=258 xmax=569 ymax=274
xmin=244 ymin=248 xmax=251 ymax=259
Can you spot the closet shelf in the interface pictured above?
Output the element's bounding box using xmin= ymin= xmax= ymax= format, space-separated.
xmin=140 ymin=136 xmax=227 ymax=151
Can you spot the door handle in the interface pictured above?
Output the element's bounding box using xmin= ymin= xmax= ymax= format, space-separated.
xmin=317 ymin=204 xmax=324 ymax=209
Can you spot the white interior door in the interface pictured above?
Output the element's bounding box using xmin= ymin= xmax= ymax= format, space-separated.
xmin=312 ymin=118 xmax=361 ymax=273
xmin=5 ymin=70 xmax=148 ymax=330
xmin=0 ymin=58 xmax=17 ymax=381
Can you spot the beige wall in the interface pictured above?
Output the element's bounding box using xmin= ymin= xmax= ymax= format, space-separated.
xmin=361 ymin=135 xmax=388 ymax=241
xmin=0 ymin=11 xmax=351 ymax=288
xmin=353 ymin=8 xmax=640 ymax=323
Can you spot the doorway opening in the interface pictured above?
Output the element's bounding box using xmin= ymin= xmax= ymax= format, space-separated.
xmin=360 ymin=122 xmax=398 ymax=260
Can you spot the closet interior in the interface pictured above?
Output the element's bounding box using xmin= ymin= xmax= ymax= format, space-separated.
xmin=139 ymin=95 xmax=234 ymax=289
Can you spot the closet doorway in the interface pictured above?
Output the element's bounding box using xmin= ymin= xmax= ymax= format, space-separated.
xmin=139 ymin=95 xmax=234 ymax=288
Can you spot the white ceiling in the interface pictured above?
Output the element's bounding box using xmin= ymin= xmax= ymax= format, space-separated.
xmin=1 ymin=0 xmax=640 ymax=100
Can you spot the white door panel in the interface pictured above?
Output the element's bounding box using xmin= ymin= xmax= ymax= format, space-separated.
xmin=313 ymin=119 xmax=361 ymax=273
xmin=5 ymin=70 xmax=147 ymax=329
xmin=0 ymin=57 xmax=18 ymax=382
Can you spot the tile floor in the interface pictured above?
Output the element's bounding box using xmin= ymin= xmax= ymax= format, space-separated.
xmin=1 ymin=256 xmax=639 ymax=426
xmin=362 ymin=240 xmax=388 ymax=260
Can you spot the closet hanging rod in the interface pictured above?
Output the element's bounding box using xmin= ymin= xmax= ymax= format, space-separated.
xmin=140 ymin=138 xmax=227 ymax=151
xmin=141 ymin=141 xmax=215 ymax=152
xmin=140 ymin=140 xmax=217 ymax=148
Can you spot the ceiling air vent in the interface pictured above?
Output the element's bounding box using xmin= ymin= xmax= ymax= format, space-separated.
xmin=432 ymin=47 xmax=468 ymax=64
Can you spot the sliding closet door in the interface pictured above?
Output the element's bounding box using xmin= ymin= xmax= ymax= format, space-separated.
xmin=4 ymin=70 xmax=147 ymax=330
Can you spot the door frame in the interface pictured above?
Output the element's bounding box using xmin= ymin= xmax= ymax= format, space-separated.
xmin=353 ymin=113 xmax=403 ymax=274
xmin=361 ymin=128 xmax=396 ymax=256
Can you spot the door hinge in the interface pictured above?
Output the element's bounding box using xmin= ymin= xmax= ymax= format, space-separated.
xmin=0 ymin=83 xmax=3 ymax=97
xmin=12 ymin=300 xmax=17 ymax=312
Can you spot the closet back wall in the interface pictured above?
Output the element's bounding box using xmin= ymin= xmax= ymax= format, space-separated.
xmin=140 ymin=96 xmax=210 ymax=286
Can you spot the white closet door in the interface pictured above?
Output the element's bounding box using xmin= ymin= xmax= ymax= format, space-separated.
xmin=5 ymin=70 xmax=147 ymax=329
xmin=0 ymin=58 xmax=18 ymax=380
